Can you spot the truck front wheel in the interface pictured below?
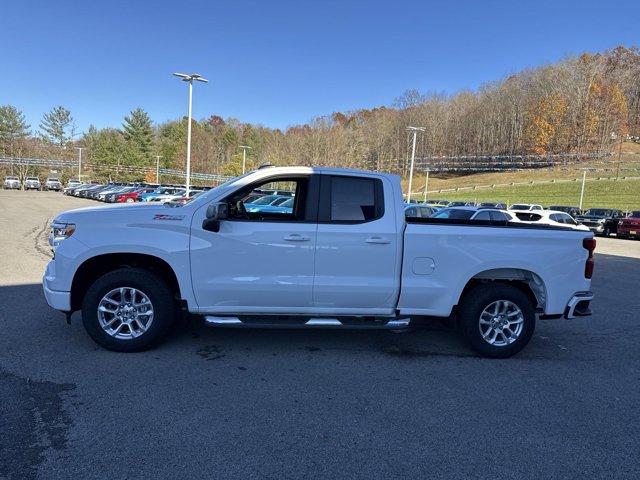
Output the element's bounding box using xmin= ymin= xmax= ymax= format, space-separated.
xmin=81 ymin=268 xmax=176 ymax=352
xmin=458 ymin=283 xmax=535 ymax=358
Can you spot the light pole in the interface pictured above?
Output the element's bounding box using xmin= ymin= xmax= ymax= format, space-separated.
xmin=579 ymin=169 xmax=587 ymax=210
xmin=156 ymin=155 xmax=162 ymax=183
xmin=173 ymin=72 xmax=208 ymax=195
xmin=406 ymin=126 xmax=425 ymax=202
xmin=239 ymin=145 xmax=252 ymax=173
xmin=422 ymin=168 xmax=430 ymax=202
xmin=76 ymin=147 xmax=83 ymax=181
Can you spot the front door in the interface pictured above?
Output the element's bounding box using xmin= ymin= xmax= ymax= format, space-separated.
xmin=190 ymin=175 xmax=319 ymax=314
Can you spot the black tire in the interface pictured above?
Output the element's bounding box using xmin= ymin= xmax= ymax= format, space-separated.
xmin=81 ymin=268 xmax=176 ymax=352
xmin=602 ymin=227 xmax=610 ymax=237
xmin=458 ymin=283 xmax=536 ymax=358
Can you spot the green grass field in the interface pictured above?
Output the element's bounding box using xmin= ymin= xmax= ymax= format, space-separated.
xmin=414 ymin=177 xmax=640 ymax=210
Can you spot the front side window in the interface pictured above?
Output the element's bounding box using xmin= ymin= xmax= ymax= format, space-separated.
xmin=225 ymin=177 xmax=308 ymax=222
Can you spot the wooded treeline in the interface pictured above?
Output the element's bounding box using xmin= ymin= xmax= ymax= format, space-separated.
xmin=1 ymin=45 xmax=638 ymax=181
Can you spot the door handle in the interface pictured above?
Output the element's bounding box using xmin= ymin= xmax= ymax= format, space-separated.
xmin=284 ymin=234 xmax=310 ymax=242
xmin=365 ymin=236 xmax=391 ymax=244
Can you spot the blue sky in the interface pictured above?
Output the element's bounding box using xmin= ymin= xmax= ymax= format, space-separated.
xmin=1 ymin=0 xmax=638 ymax=134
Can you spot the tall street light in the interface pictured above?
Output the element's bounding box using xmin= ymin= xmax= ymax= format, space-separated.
xmin=75 ymin=147 xmax=84 ymax=181
xmin=173 ymin=72 xmax=208 ymax=195
xmin=239 ymin=145 xmax=252 ymax=173
xmin=155 ymin=155 xmax=162 ymax=184
xmin=406 ymin=126 xmax=426 ymax=202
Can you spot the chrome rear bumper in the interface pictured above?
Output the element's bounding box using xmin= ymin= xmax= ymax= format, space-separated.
xmin=564 ymin=291 xmax=594 ymax=319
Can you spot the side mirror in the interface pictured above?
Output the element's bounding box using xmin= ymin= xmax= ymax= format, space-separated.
xmin=206 ymin=202 xmax=228 ymax=220
xmin=203 ymin=202 xmax=228 ymax=232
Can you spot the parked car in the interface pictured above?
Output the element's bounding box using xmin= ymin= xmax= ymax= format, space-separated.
xmin=548 ymin=205 xmax=582 ymax=217
xmin=115 ymin=187 xmax=157 ymax=203
xmin=148 ymin=189 xmax=187 ymax=203
xmin=244 ymin=194 xmax=291 ymax=212
xmin=617 ymin=211 xmax=640 ymax=239
xmin=432 ymin=206 xmax=516 ymax=222
xmin=3 ymin=176 xmax=21 ymax=190
xmin=508 ymin=204 xmax=543 ymax=211
xmin=167 ymin=191 xmax=206 ymax=205
xmin=24 ymin=176 xmax=41 ymax=190
xmin=404 ymin=203 xmax=438 ymax=218
xmin=44 ymin=166 xmax=595 ymax=358
xmin=138 ymin=186 xmax=183 ymax=202
xmin=511 ymin=210 xmax=589 ymax=231
xmin=576 ymin=208 xmax=625 ymax=236
xmin=102 ymin=186 xmax=139 ymax=203
xmin=478 ymin=202 xmax=507 ymax=209
xmin=44 ymin=177 xmax=63 ymax=191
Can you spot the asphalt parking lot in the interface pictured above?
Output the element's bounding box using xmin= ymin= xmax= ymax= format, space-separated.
xmin=1 ymin=191 xmax=639 ymax=480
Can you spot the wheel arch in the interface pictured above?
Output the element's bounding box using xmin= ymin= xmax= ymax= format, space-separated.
xmin=70 ymin=253 xmax=182 ymax=311
xmin=457 ymin=268 xmax=547 ymax=312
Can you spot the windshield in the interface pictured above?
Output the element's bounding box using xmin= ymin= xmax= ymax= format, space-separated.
xmin=510 ymin=204 xmax=529 ymax=210
xmin=433 ymin=208 xmax=475 ymax=220
xmin=6 ymin=176 xmax=18 ymax=180
xmin=630 ymin=211 xmax=640 ymax=218
xmin=584 ymin=209 xmax=611 ymax=217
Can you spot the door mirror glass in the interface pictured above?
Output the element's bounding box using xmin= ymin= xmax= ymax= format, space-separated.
xmin=206 ymin=202 xmax=228 ymax=220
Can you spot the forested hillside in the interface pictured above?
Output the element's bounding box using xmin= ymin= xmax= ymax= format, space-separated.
xmin=1 ymin=46 xmax=638 ymax=181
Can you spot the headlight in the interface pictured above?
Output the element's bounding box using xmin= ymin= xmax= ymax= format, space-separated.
xmin=49 ymin=222 xmax=76 ymax=249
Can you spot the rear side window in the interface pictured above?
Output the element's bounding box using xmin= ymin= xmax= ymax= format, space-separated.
xmin=490 ymin=211 xmax=510 ymax=221
xmin=327 ymin=176 xmax=383 ymax=222
xmin=473 ymin=211 xmax=491 ymax=221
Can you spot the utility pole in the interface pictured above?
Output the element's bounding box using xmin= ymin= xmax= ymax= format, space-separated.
xmin=76 ymin=147 xmax=83 ymax=181
xmin=422 ymin=168 xmax=430 ymax=203
xmin=156 ymin=155 xmax=162 ymax=183
xmin=239 ymin=145 xmax=252 ymax=173
xmin=173 ymin=73 xmax=208 ymax=195
xmin=616 ymin=135 xmax=623 ymax=179
xmin=406 ymin=126 xmax=425 ymax=202
xmin=579 ymin=169 xmax=587 ymax=210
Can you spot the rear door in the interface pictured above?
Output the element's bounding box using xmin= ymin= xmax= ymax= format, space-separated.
xmin=312 ymin=174 xmax=401 ymax=314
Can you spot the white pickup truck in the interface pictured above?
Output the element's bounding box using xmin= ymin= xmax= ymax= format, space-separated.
xmin=44 ymin=166 xmax=595 ymax=358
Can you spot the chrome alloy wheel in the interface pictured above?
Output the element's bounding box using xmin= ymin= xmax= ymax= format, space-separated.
xmin=97 ymin=287 xmax=154 ymax=340
xmin=478 ymin=300 xmax=524 ymax=347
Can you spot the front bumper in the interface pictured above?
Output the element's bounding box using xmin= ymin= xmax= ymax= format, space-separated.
xmin=4 ymin=183 xmax=20 ymax=189
xmin=564 ymin=291 xmax=594 ymax=319
xmin=43 ymin=260 xmax=71 ymax=311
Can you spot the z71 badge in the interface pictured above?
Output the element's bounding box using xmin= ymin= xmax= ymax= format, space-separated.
xmin=153 ymin=214 xmax=185 ymax=221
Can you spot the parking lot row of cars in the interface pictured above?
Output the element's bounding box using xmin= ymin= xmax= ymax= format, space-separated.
xmin=3 ymin=175 xmax=63 ymax=191
xmin=406 ymin=200 xmax=640 ymax=239
xmin=6 ymin=175 xmax=639 ymax=239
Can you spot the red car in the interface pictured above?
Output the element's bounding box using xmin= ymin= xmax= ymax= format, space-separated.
xmin=116 ymin=187 xmax=156 ymax=203
xmin=618 ymin=211 xmax=640 ymax=239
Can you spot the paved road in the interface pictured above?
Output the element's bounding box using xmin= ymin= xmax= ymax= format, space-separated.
xmin=1 ymin=191 xmax=639 ymax=480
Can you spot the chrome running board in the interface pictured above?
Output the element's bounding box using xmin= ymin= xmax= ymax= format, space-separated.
xmin=203 ymin=315 xmax=410 ymax=330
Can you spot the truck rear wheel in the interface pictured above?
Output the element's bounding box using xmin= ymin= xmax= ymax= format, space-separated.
xmin=81 ymin=268 xmax=176 ymax=352
xmin=458 ymin=283 xmax=535 ymax=358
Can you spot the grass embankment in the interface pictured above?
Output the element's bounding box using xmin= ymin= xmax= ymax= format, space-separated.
xmin=417 ymin=177 xmax=640 ymax=210
xmin=404 ymin=143 xmax=640 ymax=210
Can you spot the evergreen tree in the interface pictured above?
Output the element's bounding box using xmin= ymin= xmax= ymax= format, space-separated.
xmin=39 ymin=106 xmax=74 ymax=147
xmin=0 ymin=105 xmax=30 ymax=155
xmin=122 ymin=108 xmax=153 ymax=164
